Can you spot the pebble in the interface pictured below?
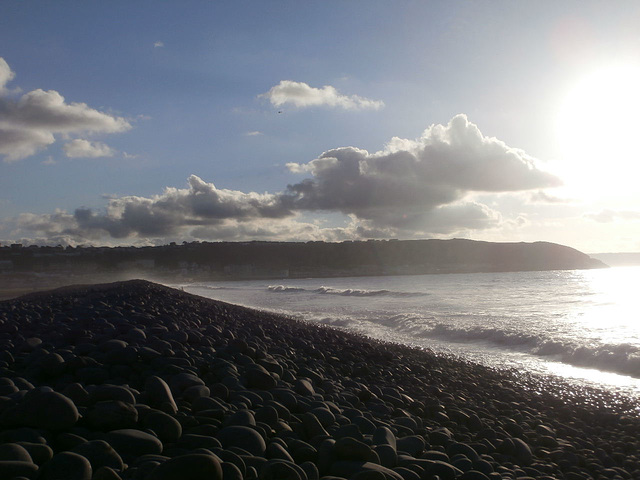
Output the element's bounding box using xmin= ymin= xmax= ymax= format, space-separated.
xmin=147 ymin=453 xmax=223 ymax=480
xmin=0 ymin=280 xmax=637 ymax=480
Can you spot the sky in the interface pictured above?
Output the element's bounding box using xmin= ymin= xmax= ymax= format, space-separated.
xmin=1 ymin=1 xmax=640 ymax=253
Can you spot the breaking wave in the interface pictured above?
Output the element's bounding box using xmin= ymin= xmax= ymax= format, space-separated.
xmin=267 ymin=285 xmax=425 ymax=297
xmin=396 ymin=322 xmax=640 ymax=379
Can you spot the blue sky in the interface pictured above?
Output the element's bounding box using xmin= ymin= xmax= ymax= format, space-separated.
xmin=1 ymin=1 xmax=640 ymax=252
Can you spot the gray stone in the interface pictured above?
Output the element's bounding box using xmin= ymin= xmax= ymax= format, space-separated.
xmin=105 ymin=429 xmax=163 ymax=461
xmin=92 ymin=465 xmax=123 ymax=480
xmin=217 ymin=426 xmax=266 ymax=456
xmin=40 ymin=451 xmax=92 ymax=480
xmin=142 ymin=411 xmax=182 ymax=444
xmin=335 ymin=437 xmax=374 ymax=462
xmin=0 ymin=443 xmax=32 ymax=462
xmin=16 ymin=442 xmax=53 ymax=465
xmin=147 ymin=453 xmax=223 ymax=480
xmin=84 ymin=400 xmax=138 ymax=431
xmin=260 ymin=459 xmax=307 ymax=480
xmin=145 ymin=376 xmax=178 ymax=414
xmin=330 ymin=461 xmax=404 ymax=480
xmin=70 ymin=440 xmax=124 ymax=471
xmin=89 ymin=385 xmax=136 ymax=405
xmin=0 ymin=460 xmax=39 ymax=479
xmin=5 ymin=391 xmax=79 ymax=430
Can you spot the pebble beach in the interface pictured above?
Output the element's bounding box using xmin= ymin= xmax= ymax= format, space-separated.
xmin=0 ymin=280 xmax=638 ymax=480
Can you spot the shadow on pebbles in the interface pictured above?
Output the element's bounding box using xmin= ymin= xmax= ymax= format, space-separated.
xmin=0 ymin=279 xmax=637 ymax=480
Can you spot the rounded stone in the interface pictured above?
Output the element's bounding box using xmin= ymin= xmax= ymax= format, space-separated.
xmin=222 ymin=461 xmax=243 ymax=480
xmin=147 ymin=453 xmax=223 ymax=480
xmin=89 ymin=385 xmax=137 ymax=405
xmin=40 ymin=451 xmax=92 ymax=480
xmin=105 ymin=429 xmax=163 ymax=461
xmin=15 ymin=391 xmax=79 ymax=430
xmin=217 ymin=426 xmax=266 ymax=456
xmin=0 ymin=443 xmax=32 ymax=462
xmin=260 ymin=459 xmax=306 ymax=480
xmin=335 ymin=437 xmax=374 ymax=461
xmin=93 ymin=465 xmax=123 ymax=480
xmin=16 ymin=442 xmax=53 ymax=465
xmin=71 ymin=440 xmax=124 ymax=471
xmin=142 ymin=411 xmax=182 ymax=444
xmin=84 ymin=400 xmax=138 ymax=431
xmin=0 ymin=460 xmax=39 ymax=479
xmin=145 ymin=376 xmax=178 ymax=414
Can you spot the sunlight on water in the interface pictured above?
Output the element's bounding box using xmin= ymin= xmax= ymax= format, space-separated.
xmin=180 ymin=266 xmax=640 ymax=398
xmin=544 ymin=361 xmax=640 ymax=396
xmin=573 ymin=267 xmax=639 ymax=344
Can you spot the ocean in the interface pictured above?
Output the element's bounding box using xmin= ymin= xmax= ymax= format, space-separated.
xmin=178 ymin=266 xmax=640 ymax=398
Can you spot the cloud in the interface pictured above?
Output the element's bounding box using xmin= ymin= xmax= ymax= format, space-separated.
xmin=530 ymin=190 xmax=570 ymax=203
xmin=283 ymin=114 xmax=560 ymax=231
xmin=260 ymin=80 xmax=384 ymax=110
xmin=0 ymin=58 xmax=132 ymax=162
xmin=64 ymin=139 xmax=115 ymax=158
xmin=154 ymin=41 xmax=164 ymax=48
xmin=9 ymin=115 xmax=560 ymax=244
xmin=15 ymin=175 xmax=293 ymax=242
xmin=0 ymin=58 xmax=16 ymax=94
xmin=245 ymin=131 xmax=264 ymax=136
xmin=585 ymin=209 xmax=640 ymax=223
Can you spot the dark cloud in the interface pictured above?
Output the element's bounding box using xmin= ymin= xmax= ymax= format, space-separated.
xmin=9 ymin=115 xmax=561 ymax=244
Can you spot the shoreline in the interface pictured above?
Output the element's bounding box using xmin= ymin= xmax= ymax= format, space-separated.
xmin=0 ymin=279 xmax=638 ymax=479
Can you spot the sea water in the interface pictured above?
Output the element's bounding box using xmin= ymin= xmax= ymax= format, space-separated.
xmin=179 ymin=266 xmax=640 ymax=398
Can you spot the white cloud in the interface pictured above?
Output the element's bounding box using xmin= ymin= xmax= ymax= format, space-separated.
xmin=260 ymin=80 xmax=384 ymax=110
xmin=245 ymin=131 xmax=264 ymax=136
xmin=9 ymin=115 xmax=561 ymax=244
xmin=0 ymin=58 xmax=16 ymax=94
xmin=64 ymin=139 xmax=115 ymax=158
xmin=154 ymin=41 xmax=164 ymax=48
xmin=283 ymin=114 xmax=560 ymax=232
xmin=0 ymin=57 xmax=132 ymax=162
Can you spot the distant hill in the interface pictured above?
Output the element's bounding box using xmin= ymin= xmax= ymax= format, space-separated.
xmin=1 ymin=238 xmax=607 ymax=282
xmin=589 ymin=252 xmax=640 ymax=267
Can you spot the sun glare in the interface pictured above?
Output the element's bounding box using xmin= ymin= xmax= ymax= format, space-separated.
xmin=556 ymin=64 xmax=640 ymax=194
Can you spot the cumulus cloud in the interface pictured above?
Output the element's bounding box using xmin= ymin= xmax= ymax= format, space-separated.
xmin=282 ymin=114 xmax=560 ymax=232
xmin=154 ymin=41 xmax=164 ymax=48
xmin=0 ymin=57 xmax=132 ymax=162
xmin=16 ymin=175 xmax=293 ymax=242
xmin=260 ymin=80 xmax=384 ymax=110
xmin=585 ymin=209 xmax=640 ymax=223
xmin=64 ymin=139 xmax=115 ymax=158
xmin=10 ymin=115 xmax=560 ymax=244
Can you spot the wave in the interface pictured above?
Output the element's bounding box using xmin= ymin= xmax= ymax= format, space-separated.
xmin=267 ymin=285 xmax=307 ymax=293
xmin=408 ymin=323 xmax=640 ymax=379
xmin=188 ymin=284 xmax=234 ymax=291
xmin=267 ymin=285 xmax=425 ymax=298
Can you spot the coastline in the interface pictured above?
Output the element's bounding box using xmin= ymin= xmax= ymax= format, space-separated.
xmin=0 ymin=279 xmax=637 ymax=479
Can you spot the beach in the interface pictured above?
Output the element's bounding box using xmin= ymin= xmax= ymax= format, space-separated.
xmin=0 ymin=280 xmax=637 ymax=480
